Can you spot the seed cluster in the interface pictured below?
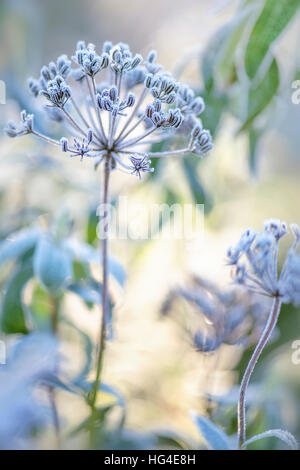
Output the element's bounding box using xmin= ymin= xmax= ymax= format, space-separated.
xmin=5 ymin=40 xmax=213 ymax=179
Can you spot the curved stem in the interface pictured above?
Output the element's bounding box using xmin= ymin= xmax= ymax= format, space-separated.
xmin=89 ymin=157 xmax=111 ymax=448
xmin=238 ymin=296 xmax=281 ymax=449
xmin=32 ymin=131 xmax=61 ymax=147
xmin=49 ymin=294 xmax=61 ymax=450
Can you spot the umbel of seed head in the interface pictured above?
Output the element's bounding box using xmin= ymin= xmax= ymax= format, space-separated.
xmin=227 ymin=219 xmax=300 ymax=305
xmin=5 ymin=39 xmax=213 ymax=178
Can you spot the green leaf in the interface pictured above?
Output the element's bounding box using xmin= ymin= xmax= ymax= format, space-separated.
xmin=200 ymin=90 xmax=228 ymax=137
xmin=243 ymin=429 xmax=298 ymax=450
xmin=33 ymin=236 xmax=73 ymax=293
xmin=245 ymin=0 xmax=300 ymax=79
xmin=86 ymin=205 xmax=99 ymax=245
xmin=239 ymin=58 xmax=279 ymax=132
xmin=191 ymin=411 xmax=232 ymax=450
xmin=29 ymin=284 xmax=53 ymax=331
xmin=1 ymin=263 xmax=32 ymax=334
xmin=68 ymin=405 xmax=114 ymax=438
xmin=0 ymin=228 xmax=40 ymax=266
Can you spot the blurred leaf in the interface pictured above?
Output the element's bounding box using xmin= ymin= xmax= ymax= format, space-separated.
xmin=201 ymin=24 xmax=232 ymax=92
xmin=72 ymin=260 xmax=90 ymax=282
xmin=200 ymin=90 xmax=228 ymax=137
xmin=29 ymin=284 xmax=53 ymax=331
xmin=43 ymin=375 xmax=77 ymax=395
xmin=217 ymin=6 xmax=253 ymax=86
xmin=243 ymin=429 xmax=298 ymax=450
xmin=69 ymin=382 xmax=125 ymax=438
xmin=239 ymin=58 xmax=279 ymax=132
xmin=191 ymin=411 xmax=232 ymax=450
xmin=0 ymin=228 xmax=40 ymax=266
xmin=68 ymin=405 xmax=113 ymax=438
xmin=154 ymin=430 xmax=192 ymax=450
xmin=248 ymin=127 xmax=262 ymax=175
xmin=86 ymin=206 xmax=99 ymax=245
xmin=100 ymin=383 xmax=125 ymax=408
xmin=245 ymin=0 xmax=300 ymax=79
xmin=1 ymin=264 xmax=32 ymax=334
xmin=51 ymin=207 xmax=73 ymax=241
xmin=63 ymin=319 xmax=93 ymax=387
xmin=33 ymin=236 xmax=73 ymax=293
xmin=0 ymin=332 xmax=59 ymax=448
xmin=182 ymin=158 xmax=212 ymax=212
xmin=64 ymin=239 xmax=126 ymax=287
xmin=68 ymin=281 xmax=101 ymax=306
xmin=148 ymin=139 xmax=173 ymax=179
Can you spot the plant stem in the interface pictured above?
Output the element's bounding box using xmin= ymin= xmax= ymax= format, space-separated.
xmin=115 ymin=88 xmax=148 ymax=141
xmin=62 ymin=108 xmax=87 ymax=137
xmin=91 ymin=76 xmax=107 ymax=143
xmin=238 ymin=296 xmax=281 ymax=449
xmin=49 ymin=294 xmax=61 ymax=450
xmin=89 ymin=156 xmax=111 ymax=448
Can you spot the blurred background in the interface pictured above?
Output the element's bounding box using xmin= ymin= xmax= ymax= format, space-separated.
xmin=0 ymin=0 xmax=300 ymax=450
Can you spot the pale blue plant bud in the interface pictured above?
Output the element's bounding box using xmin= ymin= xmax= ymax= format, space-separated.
xmin=126 ymin=93 xmax=135 ymax=107
xmin=147 ymin=50 xmax=157 ymax=64
xmin=131 ymin=54 xmax=143 ymax=70
xmin=109 ymin=86 xmax=118 ymax=102
xmin=4 ymin=122 xmax=18 ymax=137
xmin=87 ymin=129 xmax=93 ymax=144
xmin=190 ymin=96 xmax=205 ymax=114
xmin=291 ymin=223 xmax=300 ymax=242
xmin=191 ymin=123 xmax=202 ymax=139
xmin=28 ymin=77 xmax=40 ymax=97
xmin=145 ymin=104 xmax=154 ymax=118
xmin=41 ymin=66 xmax=51 ymax=81
xmin=60 ymin=137 xmax=69 ymax=152
xmin=264 ymin=218 xmax=287 ymax=240
xmin=102 ymin=41 xmax=113 ymax=54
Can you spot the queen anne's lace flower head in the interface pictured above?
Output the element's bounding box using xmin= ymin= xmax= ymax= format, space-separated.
xmin=5 ymin=40 xmax=213 ymax=176
xmin=227 ymin=219 xmax=300 ymax=306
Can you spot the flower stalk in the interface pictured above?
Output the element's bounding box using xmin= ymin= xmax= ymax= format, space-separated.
xmin=89 ymin=156 xmax=111 ymax=447
xmin=238 ymin=296 xmax=281 ymax=448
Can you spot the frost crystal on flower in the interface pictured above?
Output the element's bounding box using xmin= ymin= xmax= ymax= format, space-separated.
xmin=227 ymin=219 xmax=300 ymax=305
xmin=129 ymin=154 xmax=154 ymax=179
xmin=5 ymin=40 xmax=213 ymax=177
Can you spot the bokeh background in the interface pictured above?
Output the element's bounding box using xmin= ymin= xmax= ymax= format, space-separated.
xmin=0 ymin=0 xmax=300 ymax=450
